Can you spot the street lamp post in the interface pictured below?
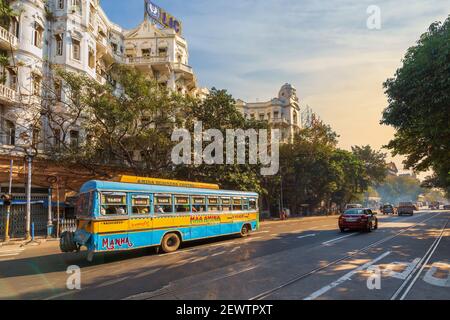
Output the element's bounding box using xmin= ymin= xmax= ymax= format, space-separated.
xmin=24 ymin=147 xmax=37 ymax=241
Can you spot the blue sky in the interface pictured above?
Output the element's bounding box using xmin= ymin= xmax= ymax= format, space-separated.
xmin=101 ymin=0 xmax=450 ymax=174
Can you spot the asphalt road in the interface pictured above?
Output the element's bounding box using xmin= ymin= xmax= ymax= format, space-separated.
xmin=0 ymin=210 xmax=448 ymax=300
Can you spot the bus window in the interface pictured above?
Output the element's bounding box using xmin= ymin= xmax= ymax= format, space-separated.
xmin=221 ymin=197 xmax=231 ymax=211
xmin=207 ymin=197 xmax=220 ymax=212
xmin=175 ymin=196 xmax=190 ymax=213
xmin=192 ymin=196 xmax=206 ymax=212
xmin=242 ymin=198 xmax=249 ymax=211
xmin=132 ymin=195 xmax=150 ymax=215
xmin=233 ymin=197 xmax=243 ymax=211
xmin=101 ymin=192 xmax=127 ymax=216
xmin=249 ymin=198 xmax=258 ymax=210
xmin=154 ymin=194 xmax=173 ymax=214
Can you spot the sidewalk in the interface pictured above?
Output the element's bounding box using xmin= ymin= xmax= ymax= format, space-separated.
xmin=0 ymin=236 xmax=58 ymax=247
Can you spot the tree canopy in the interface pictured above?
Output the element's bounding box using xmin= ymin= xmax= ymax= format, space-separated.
xmin=382 ymin=17 xmax=450 ymax=195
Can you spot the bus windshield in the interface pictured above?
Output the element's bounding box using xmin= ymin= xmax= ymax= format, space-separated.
xmin=76 ymin=192 xmax=93 ymax=218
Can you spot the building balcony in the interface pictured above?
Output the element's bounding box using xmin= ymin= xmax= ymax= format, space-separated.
xmin=0 ymin=25 xmax=18 ymax=50
xmin=271 ymin=117 xmax=290 ymax=125
xmin=173 ymin=62 xmax=193 ymax=74
xmin=0 ymin=84 xmax=18 ymax=104
xmin=126 ymin=55 xmax=170 ymax=65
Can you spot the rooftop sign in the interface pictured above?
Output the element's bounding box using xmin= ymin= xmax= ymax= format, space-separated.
xmin=118 ymin=175 xmax=220 ymax=190
xmin=145 ymin=0 xmax=182 ymax=35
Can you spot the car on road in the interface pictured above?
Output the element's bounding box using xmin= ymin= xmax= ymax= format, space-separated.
xmin=443 ymin=204 xmax=450 ymax=210
xmin=344 ymin=203 xmax=363 ymax=210
xmin=381 ymin=204 xmax=395 ymax=215
xmin=339 ymin=208 xmax=378 ymax=232
xmin=397 ymin=202 xmax=415 ymax=216
xmin=429 ymin=202 xmax=440 ymax=210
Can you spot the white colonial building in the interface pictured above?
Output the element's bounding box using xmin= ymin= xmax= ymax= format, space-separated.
xmin=0 ymin=0 xmax=203 ymax=151
xmin=236 ymin=83 xmax=301 ymax=143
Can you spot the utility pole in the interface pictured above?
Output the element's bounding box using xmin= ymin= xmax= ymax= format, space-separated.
xmin=25 ymin=155 xmax=32 ymax=240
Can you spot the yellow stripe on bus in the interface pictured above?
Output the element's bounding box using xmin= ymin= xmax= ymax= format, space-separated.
xmin=81 ymin=212 xmax=258 ymax=234
xmin=118 ymin=176 xmax=220 ymax=190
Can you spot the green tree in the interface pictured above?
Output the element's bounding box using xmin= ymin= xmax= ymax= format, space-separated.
xmin=382 ymin=17 xmax=450 ymax=195
xmin=40 ymin=65 xmax=192 ymax=177
xmin=176 ymin=88 xmax=269 ymax=194
xmin=351 ymin=145 xmax=387 ymax=189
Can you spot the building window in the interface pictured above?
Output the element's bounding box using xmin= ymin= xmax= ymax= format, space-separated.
xmin=32 ymin=74 xmax=41 ymax=96
xmin=32 ymin=127 xmax=40 ymax=147
xmin=54 ymin=80 xmax=62 ymax=101
xmin=293 ymin=111 xmax=298 ymax=125
xmin=142 ymin=48 xmax=151 ymax=57
xmin=88 ymin=48 xmax=95 ymax=69
xmin=11 ymin=17 xmax=19 ymax=38
xmin=33 ymin=22 xmax=44 ymax=48
xmin=71 ymin=0 xmax=81 ymax=15
xmin=158 ymin=47 xmax=167 ymax=56
xmin=58 ymin=0 xmax=65 ymax=10
xmin=274 ymin=111 xmax=279 ymax=119
xmin=4 ymin=120 xmax=15 ymax=145
xmin=70 ymin=130 xmax=79 ymax=148
xmin=56 ymin=34 xmax=63 ymax=56
xmin=53 ymin=128 xmax=61 ymax=150
xmin=259 ymin=114 xmax=265 ymax=121
xmin=72 ymin=39 xmax=81 ymax=60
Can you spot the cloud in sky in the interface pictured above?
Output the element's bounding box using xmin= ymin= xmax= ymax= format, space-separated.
xmin=102 ymin=0 xmax=449 ymax=174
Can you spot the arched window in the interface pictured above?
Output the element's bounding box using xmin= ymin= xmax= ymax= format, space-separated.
xmin=4 ymin=120 xmax=15 ymax=145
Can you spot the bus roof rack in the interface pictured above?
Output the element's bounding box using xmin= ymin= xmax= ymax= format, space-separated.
xmin=117 ymin=175 xmax=220 ymax=190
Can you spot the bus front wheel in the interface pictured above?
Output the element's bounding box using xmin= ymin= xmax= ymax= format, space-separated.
xmin=161 ymin=233 xmax=181 ymax=253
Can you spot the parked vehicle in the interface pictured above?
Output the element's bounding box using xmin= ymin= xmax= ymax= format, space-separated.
xmin=398 ymin=202 xmax=415 ymax=216
xmin=443 ymin=205 xmax=450 ymax=210
xmin=381 ymin=204 xmax=395 ymax=215
xmin=429 ymin=202 xmax=441 ymax=210
xmin=339 ymin=208 xmax=378 ymax=232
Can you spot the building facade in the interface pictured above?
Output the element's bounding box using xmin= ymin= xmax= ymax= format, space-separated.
xmin=236 ymin=83 xmax=301 ymax=143
xmin=0 ymin=0 xmax=203 ymax=153
xmin=0 ymin=0 xmax=204 ymax=238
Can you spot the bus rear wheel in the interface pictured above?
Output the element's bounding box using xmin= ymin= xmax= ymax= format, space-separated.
xmin=161 ymin=233 xmax=181 ymax=253
xmin=240 ymin=224 xmax=251 ymax=237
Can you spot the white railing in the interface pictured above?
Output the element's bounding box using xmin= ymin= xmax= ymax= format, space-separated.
xmin=0 ymin=84 xmax=17 ymax=102
xmin=126 ymin=55 xmax=169 ymax=64
xmin=173 ymin=63 xmax=193 ymax=74
xmin=0 ymin=25 xmax=18 ymax=47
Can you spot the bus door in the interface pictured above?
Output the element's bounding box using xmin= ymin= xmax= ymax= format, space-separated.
xmin=220 ymin=197 xmax=234 ymax=234
xmin=128 ymin=194 xmax=153 ymax=248
xmin=191 ymin=196 xmax=209 ymax=238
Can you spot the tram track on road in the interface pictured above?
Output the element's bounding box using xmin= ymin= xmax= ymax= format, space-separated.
xmin=249 ymin=212 xmax=442 ymax=300
xmin=121 ymin=212 xmax=440 ymax=300
xmin=390 ymin=218 xmax=449 ymax=300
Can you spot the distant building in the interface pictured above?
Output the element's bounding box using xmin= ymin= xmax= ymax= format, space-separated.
xmin=386 ymin=162 xmax=398 ymax=176
xmin=236 ymin=84 xmax=302 ymax=143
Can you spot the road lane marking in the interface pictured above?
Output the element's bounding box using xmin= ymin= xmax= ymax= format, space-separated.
xmin=393 ymin=219 xmax=449 ymax=300
xmin=297 ymin=234 xmax=316 ymax=239
xmin=96 ymin=276 xmax=130 ymax=288
xmin=244 ymin=236 xmax=262 ymax=241
xmin=304 ymin=251 xmax=391 ymax=300
xmin=230 ymin=246 xmax=241 ymax=253
xmin=190 ymin=256 xmax=208 ymax=263
xmin=132 ymin=268 xmax=162 ymax=279
xmin=423 ymin=262 xmax=450 ymax=287
xmin=211 ymin=251 xmax=226 ymax=257
xmin=322 ymin=233 xmax=357 ymax=245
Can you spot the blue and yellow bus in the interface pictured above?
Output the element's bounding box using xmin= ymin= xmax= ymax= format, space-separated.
xmin=60 ymin=176 xmax=259 ymax=260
